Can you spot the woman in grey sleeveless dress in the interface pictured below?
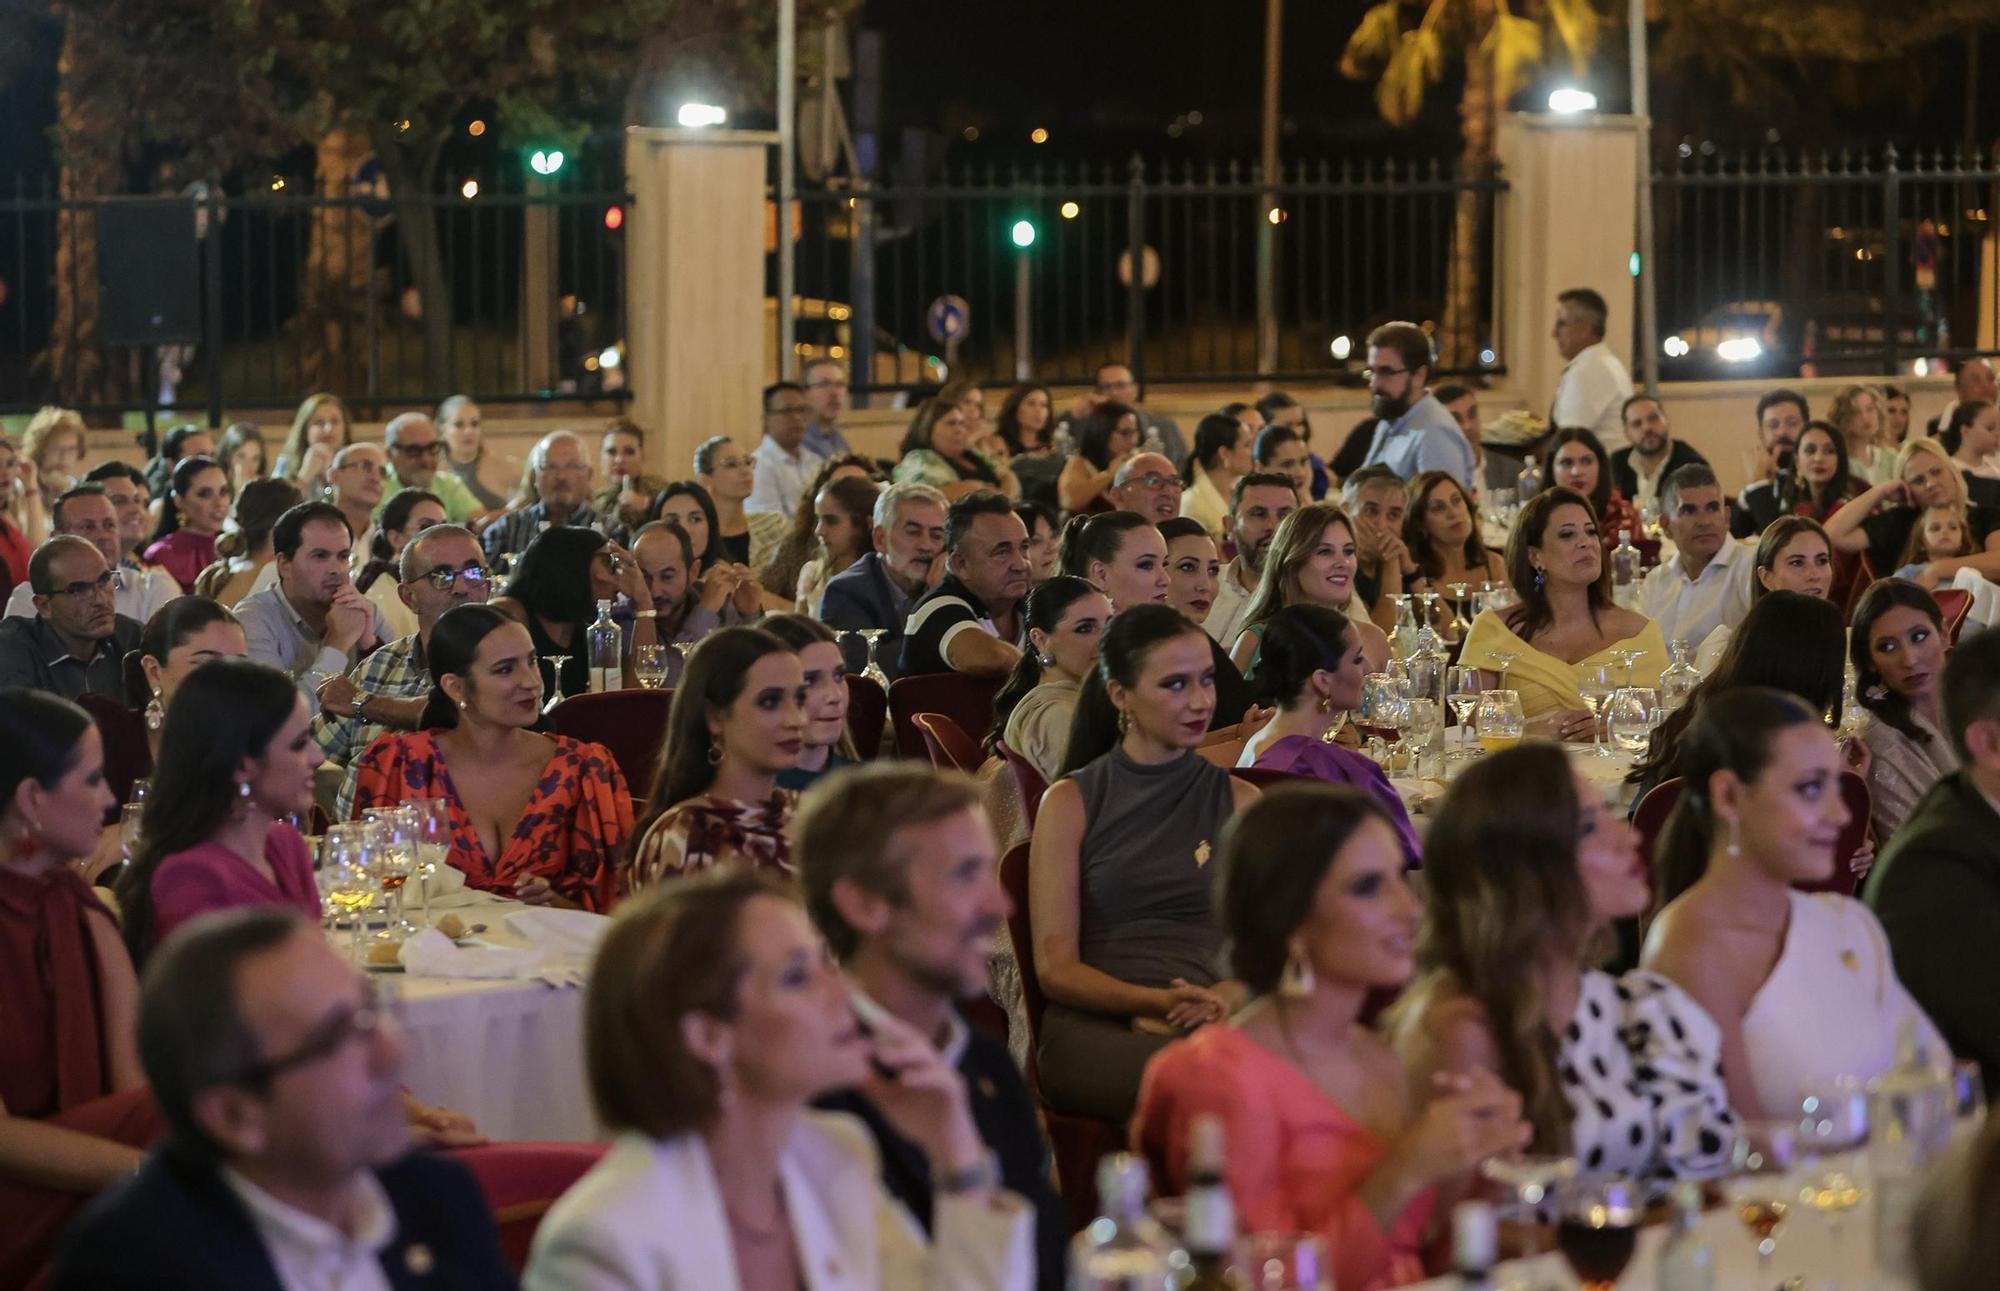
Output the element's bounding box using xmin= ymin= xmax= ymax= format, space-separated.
xmin=1029 ymin=604 xmax=1259 ymax=1122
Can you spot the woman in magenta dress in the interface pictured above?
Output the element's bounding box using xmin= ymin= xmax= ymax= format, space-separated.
xmin=140 ymin=455 xmax=232 ymax=590
xmin=0 ymin=690 xmax=162 ymax=1289
xmin=1237 ymin=603 xmax=1422 ymax=864
xmin=353 ymin=603 xmax=631 ymax=912
xmin=116 ymin=658 xmax=323 ymax=961
xmin=1133 ymin=784 xmax=1528 ymax=1291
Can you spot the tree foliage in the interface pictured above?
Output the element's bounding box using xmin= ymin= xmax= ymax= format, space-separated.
xmin=1339 ymin=0 xmax=1607 ymax=128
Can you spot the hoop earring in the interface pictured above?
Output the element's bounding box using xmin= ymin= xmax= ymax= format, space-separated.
xmin=707 ymin=743 xmax=724 ymax=766
xmin=1279 ymin=946 xmax=1315 ymax=999
xmin=144 ymin=690 xmax=165 ymax=732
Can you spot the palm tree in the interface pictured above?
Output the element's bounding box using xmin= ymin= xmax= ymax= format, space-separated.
xmin=1340 ymin=0 xmax=1606 ymax=371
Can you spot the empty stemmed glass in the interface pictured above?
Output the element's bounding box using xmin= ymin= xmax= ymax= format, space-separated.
xmin=855 ymin=629 xmax=891 ymax=688
xmin=1480 ymin=1154 xmax=1578 ymax=1252
xmin=541 ymin=654 xmax=573 ymax=714
xmin=1358 ymin=673 xmax=1409 ymax=769
xmin=408 ymin=797 xmax=451 ymax=925
xmin=1486 ymin=646 xmax=1519 ymax=693
xmin=1444 ymin=581 xmax=1474 ymax=638
xmin=1798 ymin=1078 xmax=1869 ymax=1271
xmin=1608 ymin=646 xmax=1648 ymax=688
xmin=1445 ymin=665 xmax=1483 ymax=759
xmin=362 ymin=807 xmax=420 ymax=939
xmin=1577 ymin=663 xmax=1618 ymax=758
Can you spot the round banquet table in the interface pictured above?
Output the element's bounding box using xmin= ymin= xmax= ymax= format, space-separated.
xmin=350 ymin=892 xmax=599 ymax=1142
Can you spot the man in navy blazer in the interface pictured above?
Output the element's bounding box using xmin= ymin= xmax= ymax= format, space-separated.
xmin=54 ymin=908 xmax=516 ymax=1291
xmin=821 ymin=480 xmax=948 ymax=680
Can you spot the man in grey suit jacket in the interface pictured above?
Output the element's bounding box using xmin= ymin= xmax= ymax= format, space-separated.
xmin=820 ymin=482 xmax=947 ymax=681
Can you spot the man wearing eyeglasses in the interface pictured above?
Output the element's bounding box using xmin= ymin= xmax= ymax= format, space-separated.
xmin=801 ymin=357 xmax=854 ymax=459
xmin=378 ymin=411 xmax=482 ymax=525
xmin=315 ymin=524 xmax=494 ymax=821
xmin=481 ymin=430 xmax=604 ymax=565
xmin=1357 ymin=320 xmax=1477 ymax=491
xmin=746 ymin=380 xmax=829 ymax=517
xmin=1105 ymin=452 xmax=1183 ymax=523
xmin=0 ymin=535 xmax=143 ymax=702
xmin=4 ymin=484 xmax=178 ymax=623
xmin=53 ymin=908 xmax=516 ymax=1291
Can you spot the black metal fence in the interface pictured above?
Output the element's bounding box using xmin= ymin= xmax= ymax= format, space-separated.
xmin=0 ymin=163 xmax=631 ymax=421
xmin=1649 ymin=145 xmax=2000 ymax=381
xmin=781 ymin=156 xmax=1508 ymax=393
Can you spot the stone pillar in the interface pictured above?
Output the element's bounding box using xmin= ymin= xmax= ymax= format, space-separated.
xmin=1494 ymin=113 xmax=1641 ymax=413
xmin=622 ymin=127 xmax=779 ymax=480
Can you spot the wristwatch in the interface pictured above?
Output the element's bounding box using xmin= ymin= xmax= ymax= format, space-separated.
xmin=351 ymin=691 xmax=372 ymax=720
xmin=934 ymin=1151 xmax=1001 ymax=1196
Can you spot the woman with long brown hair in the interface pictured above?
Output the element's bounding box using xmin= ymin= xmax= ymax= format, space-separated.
xmin=1390 ymin=742 xmax=1737 ymax=1184
xmin=272 ymin=392 xmax=351 ymax=495
xmin=1228 ymin=502 xmax=1390 ymax=676
xmin=1401 ymin=469 xmax=1505 ymax=602
xmin=756 ymin=454 xmax=875 ymax=607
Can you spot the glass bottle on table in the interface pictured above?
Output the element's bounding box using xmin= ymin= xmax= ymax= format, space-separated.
xmin=1450 ymin=1201 xmax=1499 ymax=1290
xmin=587 ymin=599 xmax=624 ymax=692
xmin=1656 ymin=1181 xmax=1716 ymax=1291
xmin=1180 ymin=1115 xmax=1246 ymax=1289
xmin=1610 ymin=530 xmax=1642 ymax=608
xmin=1660 ymin=639 xmax=1701 ymax=711
xmin=1069 ymin=1154 xmax=1180 ymax=1290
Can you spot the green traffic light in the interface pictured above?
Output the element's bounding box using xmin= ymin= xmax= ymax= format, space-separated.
xmin=529 ymin=149 xmax=566 ymax=176
xmin=1011 ymin=219 xmax=1036 ymax=248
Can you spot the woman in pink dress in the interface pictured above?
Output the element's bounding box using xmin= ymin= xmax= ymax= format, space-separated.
xmin=1133 ymin=783 xmax=1528 ymax=1291
xmin=0 ymin=690 xmax=162 ymax=1289
xmin=140 ymin=455 xmax=231 ymax=590
xmin=116 ymin=658 xmax=323 ymax=961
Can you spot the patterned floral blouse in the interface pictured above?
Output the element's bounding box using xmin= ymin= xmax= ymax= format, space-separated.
xmin=352 ymin=730 xmax=632 ymax=912
xmin=624 ymin=791 xmax=800 ymax=893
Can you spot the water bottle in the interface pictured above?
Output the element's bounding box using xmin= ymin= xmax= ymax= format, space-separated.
xmin=1143 ymin=424 xmax=1165 ymax=455
xmin=1452 ymin=1201 xmax=1499 ymax=1289
xmin=587 ymin=599 xmax=624 ymax=693
xmin=1392 ymin=596 xmax=1422 ymax=663
xmin=1069 ymin=1154 xmax=1181 ymax=1290
xmin=1514 ymin=457 xmax=1541 ymax=499
xmin=1053 ymin=424 xmax=1077 ymax=459
xmin=1656 ymin=1182 xmax=1716 ymax=1291
xmin=1870 ymin=1019 xmax=1953 ymax=1276
xmin=1611 ymin=530 xmax=1642 ymax=607
xmin=1179 ymin=1117 xmax=1242 ymax=1289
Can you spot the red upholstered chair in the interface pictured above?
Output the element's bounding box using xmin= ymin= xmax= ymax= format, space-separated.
xmin=1841 ymin=554 xmax=1880 ymax=624
xmin=889 ymin=672 xmax=1001 ymax=761
xmin=1933 ymin=587 xmax=1973 ymax=644
xmin=1630 ymin=777 xmax=1683 ymax=879
xmin=451 ymin=1141 xmax=607 ymax=1273
xmin=75 ymin=691 xmax=152 ymax=815
xmin=996 ymin=740 xmax=1049 ymax=832
xmin=913 ymin=712 xmax=984 ymax=774
xmin=843 ymin=673 xmax=888 ymax=759
xmin=1631 ymin=773 xmax=1872 ymax=897
xmin=997 ymin=840 xmax=1124 ymax=1234
xmin=549 ymin=689 xmax=673 ymax=793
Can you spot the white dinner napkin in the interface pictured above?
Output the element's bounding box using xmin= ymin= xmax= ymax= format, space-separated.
xmin=399 ymin=928 xmax=545 ymax=980
xmin=503 ymin=907 xmax=611 ymax=957
xmin=422 ymin=866 xmax=476 ymax=908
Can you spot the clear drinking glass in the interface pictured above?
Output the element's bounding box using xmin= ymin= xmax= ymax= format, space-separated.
xmin=632 ymin=644 xmax=670 ymax=690
xmin=1485 ymin=645 xmax=1519 ymax=692
xmin=1444 ymin=581 xmax=1474 ymax=638
xmin=541 ymin=654 xmax=573 ymax=714
xmin=118 ymin=802 xmax=144 ymax=871
xmin=1480 ymin=1153 xmax=1579 ymax=1249
xmin=1445 ymin=665 xmax=1484 ymax=759
xmin=1473 ymin=689 xmax=1525 ymax=754
xmin=856 ymin=629 xmax=891 ymax=688
xmin=1577 ymin=663 xmax=1617 ymax=758
xmin=362 ymin=806 xmax=420 ymax=938
xmin=1359 ymin=673 xmax=1409 ymax=769
xmin=1728 ymin=1123 xmax=1802 ymax=1272
xmin=319 ymin=825 xmax=377 ymax=962
xmin=1232 ymin=1232 xmax=1333 ymax=1290
xmin=409 ymin=797 xmax=451 ymax=924
xmin=1605 ymin=687 xmax=1659 ymax=755
xmin=128 ymin=778 xmax=150 ymax=806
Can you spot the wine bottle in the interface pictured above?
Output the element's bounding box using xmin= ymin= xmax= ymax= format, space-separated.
xmin=1452 ymin=1201 xmax=1498 ymax=1289
xmin=1178 ymin=1116 xmax=1243 ymax=1289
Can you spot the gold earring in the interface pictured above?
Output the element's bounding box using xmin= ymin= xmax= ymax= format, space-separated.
xmin=1280 ymin=945 xmax=1315 ymax=999
xmin=1116 ymin=708 xmax=1131 ymax=735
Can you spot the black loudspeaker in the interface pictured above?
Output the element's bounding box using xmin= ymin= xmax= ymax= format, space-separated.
xmin=96 ymin=200 xmax=202 ymax=347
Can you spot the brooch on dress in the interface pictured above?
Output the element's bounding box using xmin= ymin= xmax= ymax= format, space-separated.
xmin=1194 ymin=841 xmax=1212 ymax=868
xmin=1840 ymin=949 xmax=1860 ymax=972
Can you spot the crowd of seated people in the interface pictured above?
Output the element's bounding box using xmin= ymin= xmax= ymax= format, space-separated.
xmin=6 ymin=330 xmax=2000 ymax=1291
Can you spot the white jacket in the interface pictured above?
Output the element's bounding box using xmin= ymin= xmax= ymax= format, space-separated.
xmin=524 ymin=1112 xmax=1034 ymax=1291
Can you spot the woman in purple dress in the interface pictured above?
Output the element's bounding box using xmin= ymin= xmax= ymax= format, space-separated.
xmin=1238 ymin=603 xmax=1422 ymax=864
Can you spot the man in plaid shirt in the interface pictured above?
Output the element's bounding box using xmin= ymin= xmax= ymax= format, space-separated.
xmin=314 ymin=523 xmax=494 ymax=819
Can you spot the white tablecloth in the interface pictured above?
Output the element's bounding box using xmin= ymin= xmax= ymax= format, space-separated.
xmin=1393 ymin=740 xmax=1639 ymax=825
xmin=363 ymin=893 xmax=599 ymax=1142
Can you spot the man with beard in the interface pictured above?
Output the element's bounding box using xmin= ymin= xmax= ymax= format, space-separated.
xmin=821 ymin=481 xmax=948 ymax=681
xmin=1609 ymin=393 xmax=1707 ymax=513
xmin=1104 ymin=451 xmax=1182 ymax=523
xmin=0 ymin=536 xmax=143 ymax=701
xmin=799 ymin=764 xmax=1067 ymax=1291
xmin=236 ymin=502 xmax=388 ymax=704
xmin=1203 ymin=471 xmax=1297 ymax=646
xmin=1357 ymin=321 xmax=1476 ymax=490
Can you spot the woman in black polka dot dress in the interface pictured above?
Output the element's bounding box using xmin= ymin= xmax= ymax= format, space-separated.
xmin=1388 ymin=743 xmax=1738 ymax=1189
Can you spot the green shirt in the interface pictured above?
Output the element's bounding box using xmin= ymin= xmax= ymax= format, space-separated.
xmin=380 ymin=466 xmax=482 ymax=525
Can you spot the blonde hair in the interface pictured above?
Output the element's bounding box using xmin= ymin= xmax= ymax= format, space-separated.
xmin=21 ymin=406 xmax=87 ymax=468
xmin=277 ymin=393 xmax=351 ymax=480
xmin=1896 ymin=435 xmax=1971 ymax=508
xmin=1827 ymin=383 xmax=1883 ymax=445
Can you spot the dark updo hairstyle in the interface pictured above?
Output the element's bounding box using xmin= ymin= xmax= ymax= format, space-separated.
xmin=1626 ymin=590 xmax=1844 ymax=792
xmin=650 ymin=480 xmax=725 ymax=569
xmin=1217 ymin=782 xmax=1392 ymax=995
xmin=1503 ymin=485 xmax=1611 ymax=642
xmin=986 ymin=575 xmax=1103 ymax=753
xmin=1074 ymin=400 xmax=1138 ymax=470
xmin=1058 ymin=603 xmax=1207 ymax=776
xmin=0 ymin=688 xmax=93 ymax=818
xmin=1849 ymin=578 xmax=1946 ymax=749
xmin=630 ymin=627 xmax=796 ymax=859
xmin=503 ymin=525 xmax=609 ymax=635
xmin=1750 ymin=515 xmax=1833 ymax=603
xmin=1183 ymin=412 xmax=1244 ymax=485
xmin=1941 ymin=399 xmax=1994 ymax=458
xmin=372 ymin=488 xmax=444 ymax=562
xmin=117 ymin=658 xmax=301 ymax=963
xmin=1251 ymin=603 xmax=1356 ymax=709
xmin=149 ymin=454 xmax=227 ymax=544
xmin=1540 ymin=427 xmax=1614 ymax=517
xmin=1057 ymin=510 xmax=1151 ymax=580
xmin=1655 ymin=686 xmax=1823 ymax=905
xmin=130 ymin=595 xmax=242 ymax=701
xmin=418 ymin=603 xmax=525 ymax=730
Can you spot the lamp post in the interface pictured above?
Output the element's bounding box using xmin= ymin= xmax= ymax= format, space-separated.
xmin=1630 ymin=0 xmax=1659 ymax=390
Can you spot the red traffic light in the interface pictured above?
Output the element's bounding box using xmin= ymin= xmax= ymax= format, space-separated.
xmin=603 ymin=205 xmax=624 ymax=231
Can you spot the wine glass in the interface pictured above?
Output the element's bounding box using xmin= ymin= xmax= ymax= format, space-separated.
xmin=1403 ymin=697 xmax=1442 ymax=778
xmin=1485 ymin=645 xmax=1519 ymax=693
xmin=362 ymin=806 xmax=419 ymax=939
xmin=1417 ymin=589 xmax=1444 ymax=636
xmin=1577 ymin=663 xmax=1617 ymax=758
xmin=117 ymin=802 xmax=144 ymax=873
xmin=541 ymin=654 xmax=574 ymax=714
xmin=319 ymin=825 xmax=377 ymax=962
xmin=1728 ymin=1122 xmax=1801 ymax=1273
xmin=1445 ymin=665 xmax=1484 ymax=760
xmin=1608 ymin=646 xmax=1648 ymax=687
xmin=632 ymin=644 xmax=670 ymax=690
xmin=855 ymin=629 xmax=891 ymax=688
xmin=1444 ymin=581 xmax=1473 ymax=638
xmin=1480 ymin=1154 xmax=1578 ymax=1250
xmin=1555 ymin=1175 xmax=1640 ymax=1291
xmin=128 ymin=778 xmax=150 ymax=806
xmin=1232 ymin=1233 xmax=1332 ymax=1290
xmin=409 ymin=797 xmax=452 ymax=924
xmin=1473 ymin=689 xmax=1525 ymax=754
xmin=1359 ymin=673 xmax=1409 ymax=769
xmin=1605 ymin=687 xmax=1659 ymax=756
xmin=1799 ymin=1078 xmax=1869 ymax=1262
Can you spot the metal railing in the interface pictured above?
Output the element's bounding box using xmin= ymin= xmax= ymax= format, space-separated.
xmin=782 ymin=155 xmax=1508 ymax=393
xmin=1649 ymin=144 xmax=2000 ymax=380
xmin=0 ymin=166 xmax=631 ymax=420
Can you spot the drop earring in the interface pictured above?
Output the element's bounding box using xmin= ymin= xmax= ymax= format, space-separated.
xmin=1726 ymin=819 xmax=1741 ymax=857
xmin=144 ymin=690 xmax=164 ymax=732
xmin=1533 ymin=565 xmax=1546 ymax=589
xmin=1279 ymin=945 xmax=1315 ymax=999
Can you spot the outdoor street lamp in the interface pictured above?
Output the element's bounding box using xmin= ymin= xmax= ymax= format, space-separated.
xmin=677 ymin=102 xmax=729 ymax=128
xmin=1547 ymin=87 xmax=1599 ymax=115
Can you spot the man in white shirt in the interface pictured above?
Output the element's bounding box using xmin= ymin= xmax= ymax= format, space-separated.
xmin=1204 ymin=471 xmax=1297 ymax=645
xmin=745 ymin=380 xmax=828 ymax=516
xmin=4 ymin=484 xmax=177 ymax=622
xmin=1636 ymin=463 xmax=1756 ymax=649
xmin=1549 ymin=287 xmax=1633 ymax=443
xmin=52 ymin=909 xmax=512 ymax=1290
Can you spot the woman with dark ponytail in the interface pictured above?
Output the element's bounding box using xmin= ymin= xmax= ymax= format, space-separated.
xmin=1643 ymin=687 xmax=1945 ymax=1118
xmin=352 ymin=603 xmax=631 ymax=911
xmin=987 ymin=575 xmax=1112 ymax=778
xmin=0 ymin=689 xmax=161 ymax=1289
xmin=1237 ymin=604 xmax=1420 ymax=862
xmin=1029 ymin=603 xmax=1259 ymax=1121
